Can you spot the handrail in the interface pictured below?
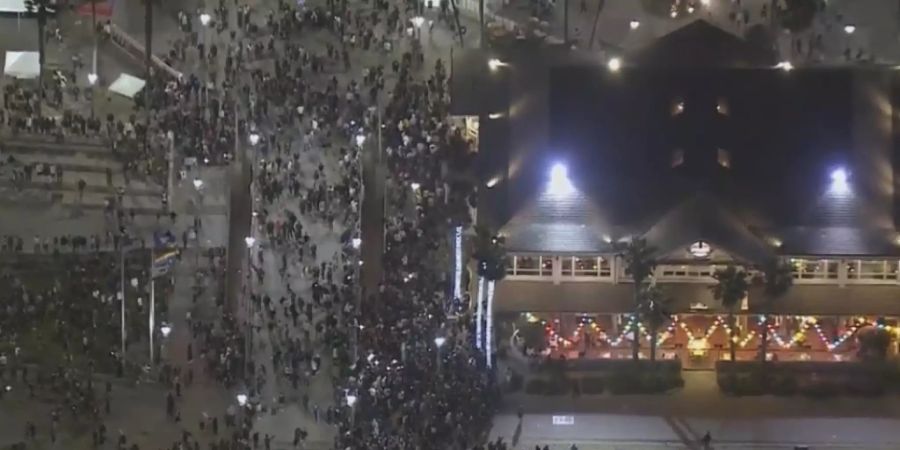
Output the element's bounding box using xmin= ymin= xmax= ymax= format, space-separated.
xmin=107 ymin=23 xmax=183 ymax=80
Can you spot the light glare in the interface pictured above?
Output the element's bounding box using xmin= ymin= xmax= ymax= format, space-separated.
xmin=607 ymin=57 xmax=622 ymax=72
xmin=548 ymin=163 xmax=574 ymax=196
xmin=830 ymin=167 xmax=850 ymax=194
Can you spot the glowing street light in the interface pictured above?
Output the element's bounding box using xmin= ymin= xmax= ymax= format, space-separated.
xmin=345 ymin=394 xmax=358 ymax=407
xmin=411 ymin=16 xmax=425 ymax=28
xmin=236 ymin=394 xmax=248 ymax=406
xmin=434 ymin=337 xmax=446 ymax=348
xmin=487 ymin=58 xmax=507 ymax=71
xmin=192 ymin=179 xmax=204 ymax=189
xmin=87 ymin=73 xmax=98 ymax=85
xmin=244 ymin=236 xmax=256 ymax=248
xmin=160 ymin=325 xmax=172 ymax=338
xmin=629 ymin=20 xmax=640 ymax=30
xmin=351 ymin=237 xmax=362 ymax=249
xmin=410 ymin=182 xmax=421 ymax=191
xmin=843 ymin=24 xmax=856 ymax=35
xmin=249 ymin=133 xmax=260 ymax=146
xmin=607 ymin=57 xmax=622 ymax=72
xmin=355 ymin=134 xmax=366 ymax=147
xmin=200 ymin=13 xmax=212 ymax=26
xmin=776 ymin=61 xmax=794 ymax=72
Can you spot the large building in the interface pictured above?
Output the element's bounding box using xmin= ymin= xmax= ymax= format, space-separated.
xmin=451 ymin=21 xmax=900 ymax=366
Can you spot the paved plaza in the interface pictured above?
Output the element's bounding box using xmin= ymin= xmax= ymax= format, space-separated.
xmin=493 ymin=0 xmax=900 ymax=64
xmin=6 ymin=0 xmax=900 ymax=449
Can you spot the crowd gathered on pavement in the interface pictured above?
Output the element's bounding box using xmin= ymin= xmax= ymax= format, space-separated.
xmin=1 ymin=0 xmax=495 ymax=447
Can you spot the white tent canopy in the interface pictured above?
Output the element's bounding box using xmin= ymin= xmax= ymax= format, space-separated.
xmin=4 ymin=51 xmax=40 ymax=79
xmin=0 ymin=0 xmax=27 ymax=13
xmin=108 ymin=73 xmax=146 ymax=98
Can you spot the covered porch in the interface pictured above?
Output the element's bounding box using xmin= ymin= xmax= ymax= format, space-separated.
xmin=497 ymin=280 xmax=900 ymax=369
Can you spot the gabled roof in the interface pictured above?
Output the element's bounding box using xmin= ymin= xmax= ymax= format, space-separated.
xmin=626 ymin=19 xmax=777 ymax=68
xmin=642 ymin=192 xmax=774 ymax=263
xmin=501 ymin=187 xmax=615 ymax=254
xmin=774 ymin=226 xmax=900 ymax=257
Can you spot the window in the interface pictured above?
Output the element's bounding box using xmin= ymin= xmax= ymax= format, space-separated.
xmin=791 ymin=259 xmax=839 ymax=280
xmin=717 ymin=148 xmax=731 ymax=169
xmin=574 ymin=257 xmax=599 ymax=276
xmin=561 ymin=257 xmax=573 ymax=275
xmin=672 ymin=148 xmax=685 ymax=168
xmin=508 ymin=256 xmax=554 ymax=276
xmin=540 ymin=256 xmax=555 ymax=276
xmin=850 ymin=260 xmax=899 ymax=281
xmin=514 ymin=256 xmax=540 ymax=275
xmin=716 ymin=97 xmax=729 ymax=115
xmin=659 ymin=264 xmax=717 ymax=278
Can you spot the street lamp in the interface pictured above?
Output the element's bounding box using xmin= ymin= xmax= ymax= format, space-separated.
xmin=244 ymin=236 xmax=256 ymax=248
xmin=607 ymin=57 xmax=622 ymax=72
xmin=843 ymin=24 xmax=856 ymax=35
xmin=87 ymin=73 xmax=98 ymax=85
xmin=629 ymin=20 xmax=640 ymax=30
xmin=411 ymin=16 xmax=424 ymax=38
xmin=160 ymin=324 xmax=172 ymax=338
xmin=249 ymin=133 xmax=260 ymax=146
xmin=487 ymin=58 xmax=507 ymax=71
xmin=434 ymin=336 xmax=446 ymax=372
xmin=410 ymin=182 xmax=421 ymax=191
xmin=193 ymin=179 xmax=204 ymax=189
xmin=351 ymin=238 xmax=362 ymax=249
xmin=345 ymin=394 xmax=357 ymax=407
xmin=236 ymin=394 xmax=248 ymax=406
xmin=199 ymin=13 xmax=212 ymax=26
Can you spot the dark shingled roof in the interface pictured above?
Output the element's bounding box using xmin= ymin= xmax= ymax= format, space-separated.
xmin=773 ymin=227 xmax=900 ymax=257
xmin=462 ymin=17 xmax=899 ymax=259
xmin=642 ymin=192 xmax=774 ymax=264
xmin=626 ymin=20 xmax=778 ymax=68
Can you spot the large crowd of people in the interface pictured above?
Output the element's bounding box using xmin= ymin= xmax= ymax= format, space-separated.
xmin=0 ymin=0 xmax=499 ymax=447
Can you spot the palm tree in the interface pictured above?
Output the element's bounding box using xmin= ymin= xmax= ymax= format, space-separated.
xmin=710 ymin=265 xmax=750 ymax=362
xmin=756 ymin=258 xmax=793 ymax=364
xmin=618 ymin=238 xmax=657 ymax=361
xmin=24 ymin=0 xmax=48 ymax=110
xmin=639 ymin=285 xmax=671 ymax=362
xmin=471 ymin=224 xmax=508 ymax=365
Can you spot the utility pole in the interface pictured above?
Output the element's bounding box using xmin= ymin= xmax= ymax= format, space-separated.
xmin=149 ymin=248 xmax=156 ymax=364
xmin=144 ymin=0 xmax=153 ymax=155
xmin=588 ymin=0 xmax=604 ymax=50
xmin=479 ymin=0 xmax=484 ymax=48
xmin=90 ymin=0 xmax=97 ymax=119
xmin=120 ymin=239 xmax=126 ymax=371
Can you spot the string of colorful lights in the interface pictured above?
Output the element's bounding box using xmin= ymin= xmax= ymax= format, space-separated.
xmin=537 ymin=314 xmax=888 ymax=353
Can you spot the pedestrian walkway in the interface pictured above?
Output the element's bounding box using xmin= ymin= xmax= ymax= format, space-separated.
xmin=495 ymin=0 xmax=900 ymax=65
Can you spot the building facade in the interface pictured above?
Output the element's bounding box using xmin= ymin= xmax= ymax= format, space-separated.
xmin=451 ymin=21 xmax=900 ymax=366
